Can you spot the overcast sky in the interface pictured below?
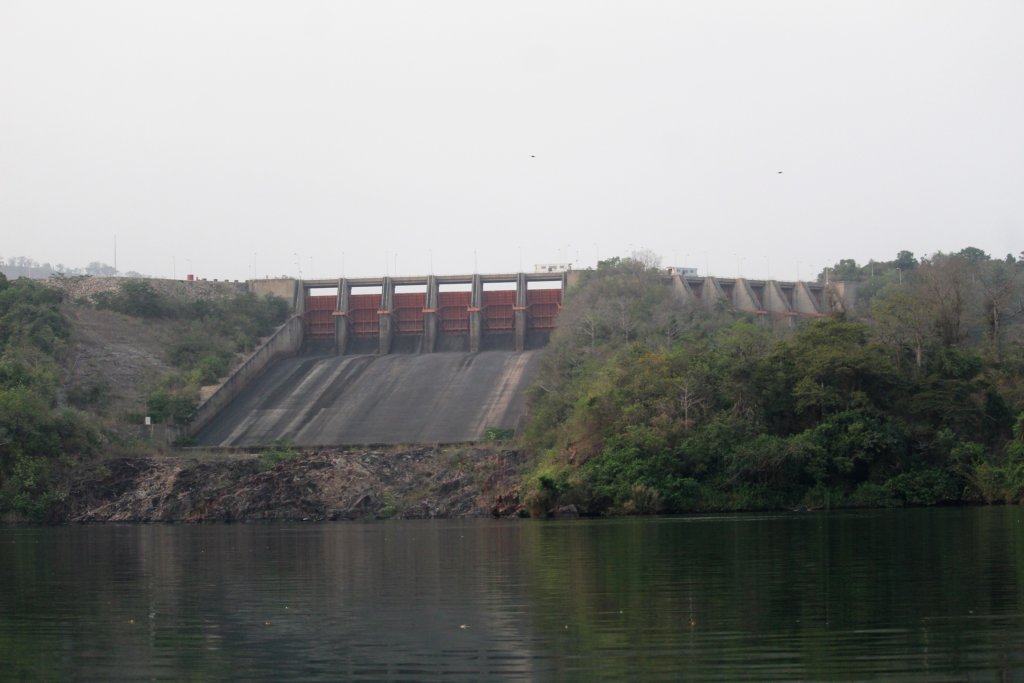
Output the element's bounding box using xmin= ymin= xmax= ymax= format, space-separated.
xmin=2 ymin=1 xmax=1021 ymax=282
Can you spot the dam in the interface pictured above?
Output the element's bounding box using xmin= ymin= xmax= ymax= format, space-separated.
xmin=188 ymin=268 xmax=836 ymax=447
xmin=190 ymin=272 xmax=565 ymax=447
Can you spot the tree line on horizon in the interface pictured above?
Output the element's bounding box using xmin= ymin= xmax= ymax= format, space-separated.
xmin=0 ymin=256 xmax=139 ymax=280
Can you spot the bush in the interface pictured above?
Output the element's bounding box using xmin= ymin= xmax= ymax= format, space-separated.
xmin=523 ymin=466 xmax=569 ymax=517
xmin=969 ymin=461 xmax=1024 ymax=504
xmin=885 ymin=468 xmax=960 ymax=505
xmin=95 ymin=280 xmax=167 ymax=317
xmin=192 ymin=354 xmax=231 ymax=385
xmin=848 ymin=481 xmax=900 ymax=507
xmin=484 ymin=427 xmax=515 ymax=442
xmin=659 ymin=476 xmax=705 ymax=512
xmin=258 ymin=440 xmax=299 ymax=471
xmin=617 ymin=483 xmax=662 ymax=515
xmin=146 ymin=389 xmax=198 ymax=423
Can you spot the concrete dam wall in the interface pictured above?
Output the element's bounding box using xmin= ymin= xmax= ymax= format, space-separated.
xmin=193 ymin=349 xmax=545 ymax=447
xmin=190 ymin=268 xmax=845 ymax=448
xmin=189 ymin=272 xmax=564 ymax=447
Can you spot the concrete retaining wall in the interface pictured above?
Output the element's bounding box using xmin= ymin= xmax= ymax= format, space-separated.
xmin=249 ymin=279 xmax=301 ymax=310
xmin=186 ymin=315 xmax=305 ymax=438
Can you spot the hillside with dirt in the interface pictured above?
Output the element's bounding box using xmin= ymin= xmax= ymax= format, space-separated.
xmin=62 ymin=306 xmax=178 ymax=421
xmin=53 ymin=276 xmax=283 ymax=440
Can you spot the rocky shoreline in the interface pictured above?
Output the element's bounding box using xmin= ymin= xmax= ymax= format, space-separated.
xmin=55 ymin=447 xmax=528 ymax=523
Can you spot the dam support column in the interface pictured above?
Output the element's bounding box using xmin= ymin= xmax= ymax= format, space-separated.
xmin=334 ymin=278 xmax=351 ymax=355
xmin=762 ymin=280 xmax=796 ymax=328
xmin=379 ymin=277 xmax=395 ymax=355
xmin=294 ymin=280 xmax=306 ymax=316
xmin=423 ymin=275 xmax=439 ymax=353
xmin=793 ymin=281 xmax=823 ymax=315
xmin=514 ymin=273 xmax=528 ymax=352
xmin=732 ymin=278 xmax=763 ymax=313
xmin=702 ymin=277 xmax=729 ymax=311
xmin=672 ymin=272 xmax=696 ymax=304
xmin=469 ymin=274 xmax=483 ymax=353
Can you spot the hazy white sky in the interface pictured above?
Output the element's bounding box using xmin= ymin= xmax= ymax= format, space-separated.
xmin=2 ymin=1 xmax=1021 ymax=281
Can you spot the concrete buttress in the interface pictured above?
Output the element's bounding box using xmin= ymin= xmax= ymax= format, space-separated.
xmin=423 ymin=275 xmax=439 ymax=353
xmin=335 ymin=278 xmax=350 ymax=355
xmin=514 ymin=273 xmax=528 ymax=352
xmin=732 ymin=278 xmax=763 ymax=312
xmin=379 ymin=277 xmax=394 ymax=355
xmin=469 ymin=274 xmax=483 ymax=353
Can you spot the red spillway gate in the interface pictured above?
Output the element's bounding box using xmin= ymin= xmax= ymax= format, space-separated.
xmin=482 ymin=290 xmax=515 ymax=332
xmin=304 ymin=295 xmax=337 ymax=338
xmin=438 ymin=291 xmax=470 ymax=334
xmin=526 ymin=288 xmax=561 ymax=330
xmin=393 ymin=292 xmax=426 ymax=334
xmin=304 ymin=282 xmax=561 ymax=342
xmin=349 ymin=294 xmax=380 ymax=336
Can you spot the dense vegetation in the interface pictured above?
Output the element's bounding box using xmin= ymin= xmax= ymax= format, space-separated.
xmin=0 ymin=276 xmax=288 ymax=519
xmin=523 ymin=249 xmax=1024 ymax=515
xmin=3 ymin=251 xmax=1023 ymax=521
xmin=0 ymin=274 xmax=100 ymax=519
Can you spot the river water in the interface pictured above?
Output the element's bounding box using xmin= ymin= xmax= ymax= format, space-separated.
xmin=2 ymin=508 xmax=1024 ymax=681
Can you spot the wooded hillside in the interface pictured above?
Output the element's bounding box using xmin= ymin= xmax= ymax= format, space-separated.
xmin=523 ymin=249 xmax=1024 ymax=515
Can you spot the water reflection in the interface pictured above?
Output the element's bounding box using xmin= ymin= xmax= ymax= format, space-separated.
xmin=2 ymin=508 xmax=1024 ymax=680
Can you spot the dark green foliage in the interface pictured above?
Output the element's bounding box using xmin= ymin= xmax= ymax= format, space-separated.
xmin=0 ymin=275 xmax=67 ymax=354
xmin=524 ymin=251 xmax=1024 ymax=516
xmin=0 ymin=276 xmax=100 ymax=520
xmin=95 ymin=280 xmax=166 ymax=317
xmin=146 ymin=389 xmax=198 ymax=423
xmin=484 ymin=427 xmax=515 ymax=442
xmin=885 ymin=468 xmax=960 ymax=505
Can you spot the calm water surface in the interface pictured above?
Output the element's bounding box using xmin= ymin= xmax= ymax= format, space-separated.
xmin=3 ymin=508 xmax=1024 ymax=681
